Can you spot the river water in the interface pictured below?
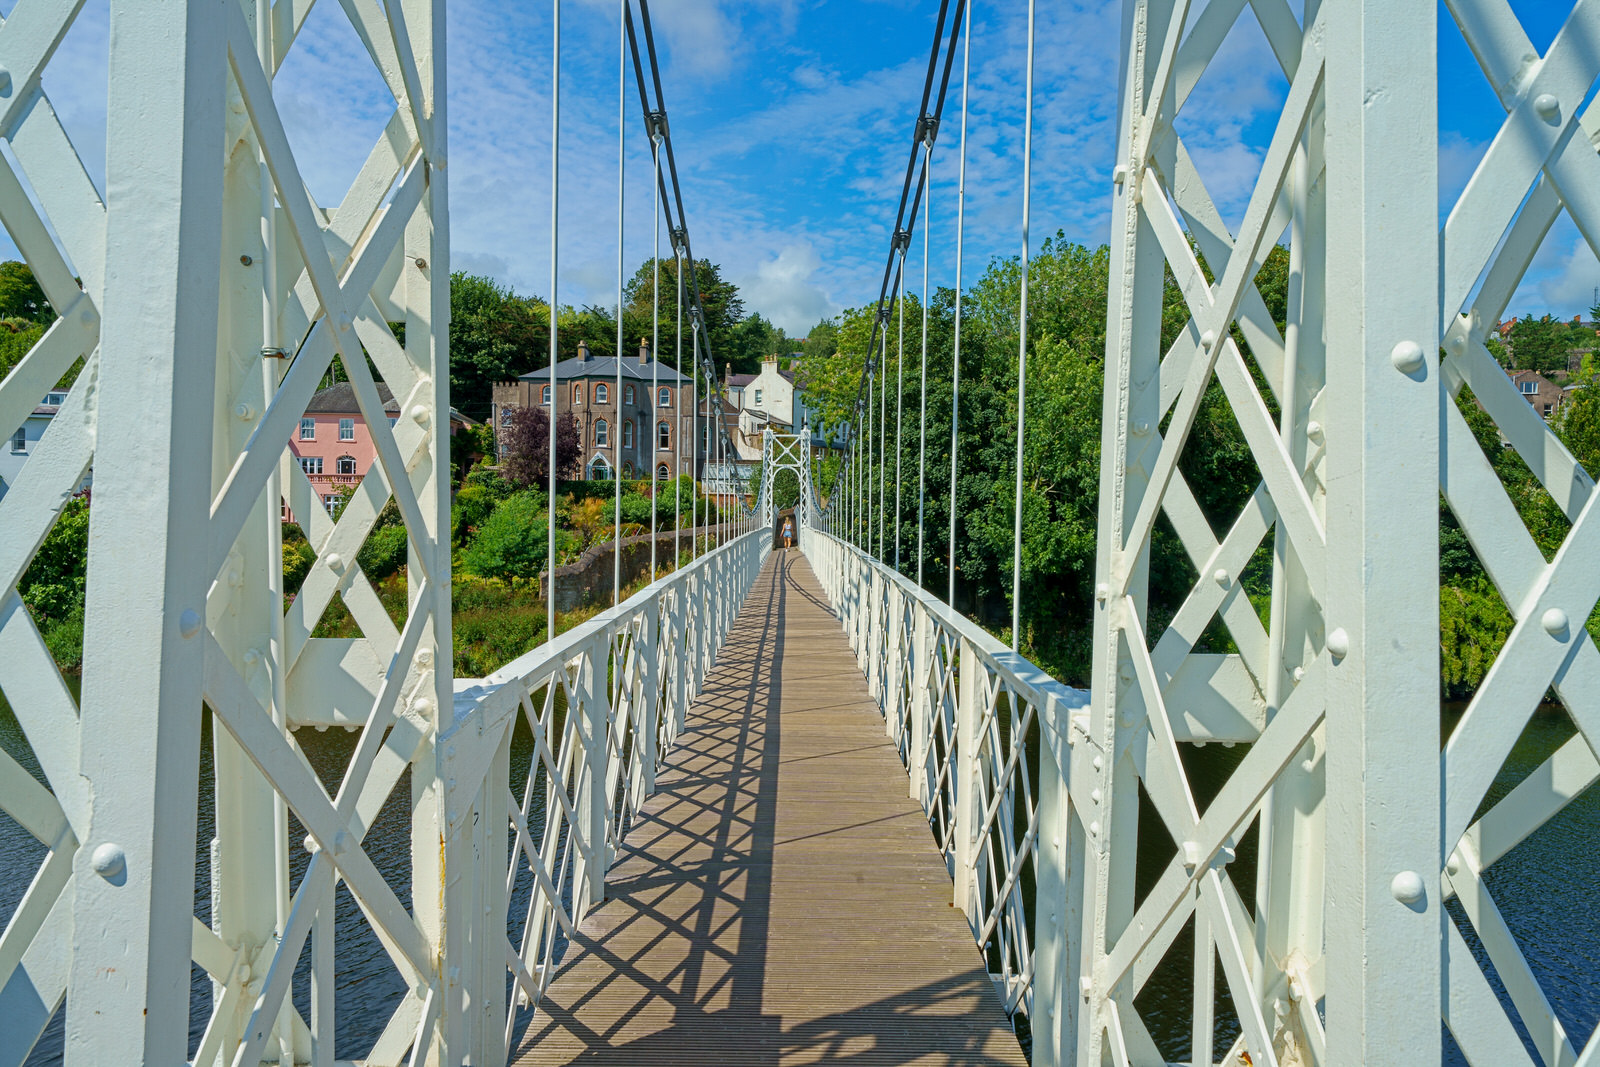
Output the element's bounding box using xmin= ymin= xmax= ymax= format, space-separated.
xmin=2 ymin=692 xmax=1596 ymax=1064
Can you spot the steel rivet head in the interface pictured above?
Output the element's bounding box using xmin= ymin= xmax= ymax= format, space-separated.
xmin=1091 ymin=788 xmax=1102 ymax=804
xmin=1391 ymin=869 xmax=1426 ymax=906
xmin=1306 ymin=420 xmax=1324 ymax=443
xmin=1089 ymin=820 xmax=1100 ymax=836
xmin=411 ymin=404 xmax=431 ymax=425
xmin=237 ymin=962 xmax=252 ymax=983
xmin=240 ymin=254 xmax=253 ymax=266
xmin=325 ymin=553 xmax=345 ymax=573
xmin=1542 ymin=607 xmax=1569 ymax=637
xmin=1081 ymin=977 xmax=1093 ymax=998
xmin=234 ymin=402 xmax=254 ymax=421
xmin=1200 ymin=329 xmax=1217 ymax=351
xmin=1390 ymin=340 xmax=1426 ymax=375
xmin=179 ymin=609 xmax=202 ymax=638
xmin=1092 ymin=755 xmax=1103 ymax=770
xmin=1132 ymin=420 xmax=1150 ymax=436
xmin=91 ymin=843 xmax=126 ymax=881
xmin=0 ymin=67 xmax=13 ymax=95
xmin=1326 ymin=627 xmax=1350 ymax=660
xmin=1213 ymin=568 xmax=1230 ymax=586
xmin=1535 ymin=93 xmax=1560 ymax=120
xmin=304 ymin=834 xmax=318 ymax=853
xmin=1446 ymin=333 xmax=1466 ymax=356
xmin=1446 ymin=856 xmax=1460 ymax=876
xmin=335 ymin=312 xmax=352 ymax=333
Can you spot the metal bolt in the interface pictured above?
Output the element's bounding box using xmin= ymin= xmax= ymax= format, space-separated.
xmin=1326 ymin=627 xmax=1350 ymax=660
xmin=414 ymin=257 xmax=428 ymax=269
xmin=1132 ymin=420 xmax=1150 ymax=436
xmin=1200 ymin=329 xmax=1217 ymax=351
xmin=304 ymin=834 xmax=319 ymax=853
xmin=325 ymin=553 xmax=345 ymax=573
xmin=80 ymin=308 xmax=95 ymax=325
xmin=1213 ymin=568 xmax=1230 ymax=586
xmin=179 ymin=609 xmax=202 ymax=638
xmin=1092 ymin=755 xmax=1103 ymax=770
xmin=1542 ymin=607 xmax=1569 ymax=637
xmin=1089 ymin=820 xmax=1100 ymax=836
xmin=411 ymin=403 xmax=431 ymax=425
xmin=1534 ymin=93 xmax=1560 ymax=121
xmin=1091 ymin=788 xmax=1102 ymax=804
xmin=91 ymin=843 xmax=126 ymax=880
xmin=1390 ymin=869 xmax=1425 ymax=905
xmin=234 ymin=402 xmax=255 ymax=421
xmin=1390 ymin=340 xmax=1425 ymax=375
xmin=1306 ymin=420 xmax=1324 ymax=443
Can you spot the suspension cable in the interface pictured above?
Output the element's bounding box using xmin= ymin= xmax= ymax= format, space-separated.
xmin=1010 ymin=0 xmax=1035 ymax=651
xmin=948 ymin=0 xmax=971 ymax=608
xmin=614 ymin=0 xmax=626 ymax=606
xmin=548 ymin=0 xmax=561 ymax=642
xmin=917 ymin=136 xmax=930 ymax=586
xmin=651 ymin=129 xmax=661 ymax=579
xmin=895 ymin=250 xmax=905 ymax=572
xmin=675 ymin=244 xmax=682 ymax=566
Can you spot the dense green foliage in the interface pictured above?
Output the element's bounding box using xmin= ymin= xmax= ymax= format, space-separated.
xmin=19 ymin=495 xmax=89 ymax=670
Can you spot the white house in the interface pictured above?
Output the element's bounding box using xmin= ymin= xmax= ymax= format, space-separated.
xmin=1 ymin=390 xmax=86 ymax=501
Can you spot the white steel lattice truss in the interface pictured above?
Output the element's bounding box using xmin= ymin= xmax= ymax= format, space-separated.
xmin=0 ymin=0 xmax=460 ymax=1062
xmin=759 ymin=428 xmax=813 ymax=530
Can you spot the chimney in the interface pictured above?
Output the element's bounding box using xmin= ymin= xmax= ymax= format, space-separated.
xmin=724 ymin=362 xmax=731 ymax=385
xmin=579 ymin=339 xmax=592 ymax=362
xmin=639 ymin=337 xmax=651 ymax=364
xmin=764 ymin=352 xmax=777 ymax=366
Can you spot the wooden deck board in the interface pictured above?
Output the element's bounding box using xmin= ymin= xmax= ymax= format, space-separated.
xmin=511 ymin=550 xmax=1028 ymax=1066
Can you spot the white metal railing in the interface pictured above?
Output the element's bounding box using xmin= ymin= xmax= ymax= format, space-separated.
xmin=442 ymin=527 xmax=770 ymax=1058
xmin=800 ymin=525 xmax=1086 ymax=1024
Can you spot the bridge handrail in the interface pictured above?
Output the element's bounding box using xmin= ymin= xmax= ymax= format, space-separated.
xmin=441 ymin=527 xmax=771 ymax=1056
xmin=800 ymin=525 xmax=1085 ymax=1026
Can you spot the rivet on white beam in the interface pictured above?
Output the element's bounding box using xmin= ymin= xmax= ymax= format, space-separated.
xmin=1390 ymin=340 xmax=1425 ymax=375
xmin=91 ymin=843 xmax=126 ymax=881
xmin=179 ymin=609 xmax=202 ymax=638
xmin=1542 ymin=607 xmax=1569 ymax=637
xmin=1326 ymin=627 xmax=1350 ymax=660
xmin=1390 ymin=869 xmax=1425 ymax=906
xmin=1534 ymin=93 xmax=1560 ymax=121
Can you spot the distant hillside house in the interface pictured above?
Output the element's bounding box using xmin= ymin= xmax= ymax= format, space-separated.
xmin=492 ymin=339 xmax=698 ymax=481
xmin=1508 ymin=369 xmax=1566 ymax=421
xmin=1 ymin=389 xmax=90 ymax=501
xmin=290 ymin=381 xmax=472 ymax=515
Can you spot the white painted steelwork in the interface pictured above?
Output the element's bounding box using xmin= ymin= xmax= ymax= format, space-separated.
xmin=801 ymin=525 xmax=1088 ymax=1026
xmin=0 ymin=0 xmax=454 ymax=1063
xmin=759 ymin=428 xmax=813 ymax=532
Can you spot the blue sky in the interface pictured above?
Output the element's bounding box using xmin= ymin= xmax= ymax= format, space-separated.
xmin=14 ymin=1 xmax=1600 ymax=335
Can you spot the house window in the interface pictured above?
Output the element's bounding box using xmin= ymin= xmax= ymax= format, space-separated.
xmin=500 ymin=408 xmax=514 ymax=426
xmin=595 ymin=383 xmax=609 ymax=404
xmin=624 ymin=384 xmax=635 ymax=404
xmin=573 ymin=383 xmax=583 ymax=405
xmin=622 ymin=420 xmax=634 ymax=448
xmin=658 ymin=386 xmax=670 ymax=407
xmin=387 ymin=416 xmax=398 ymax=428
xmin=299 ymin=456 xmax=323 ymax=476
xmin=44 ymin=392 xmax=66 ymax=406
xmin=595 ymin=418 xmax=609 ymax=446
xmin=300 ymin=417 xmax=316 ymax=440
xmin=541 ymin=385 xmax=552 ymax=405
xmin=1544 ymin=403 xmax=1554 ymax=418
xmin=1519 ymin=380 xmax=1537 ymax=395
xmin=323 ymin=493 xmax=342 ymax=515
xmin=656 ymin=463 xmax=670 ymax=480
xmin=754 ymin=389 xmax=763 ymax=405
xmin=10 ymin=427 xmax=26 ymax=453
xmin=336 ymin=455 xmax=357 ymax=476
xmin=658 ymin=421 xmax=671 ymax=450
xmin=339 ymin=417 xmax=355 ymax=441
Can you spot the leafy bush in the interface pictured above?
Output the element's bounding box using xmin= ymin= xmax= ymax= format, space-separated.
xmin=42 ymin=608 xmax=84 ymax=672
xmin=452 ymin=483 xmax=496 ymax=545
xmin=1440 ymin=578 xmax=1515 ymax=699
xmin=283 ymin=541 xmax=316 ymax=594
xmin=358 ymin=524 xmax=408 ymax=580
xmin=20 ymin=496 xmax=88 ymax=625
xmin=460 ymin=491 xmax=555 ymax=580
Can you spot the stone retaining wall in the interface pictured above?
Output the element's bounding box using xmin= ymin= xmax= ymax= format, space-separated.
xmin=539 ymin=524 xmax=736 ymax=613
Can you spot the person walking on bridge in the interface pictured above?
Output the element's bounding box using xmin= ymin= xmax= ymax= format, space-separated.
xmin=782 ymin=516 xmax=794 ymax=550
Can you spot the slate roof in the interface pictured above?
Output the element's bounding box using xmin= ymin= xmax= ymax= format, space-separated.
xmin=518 ymin=351 xmax=691 ymax=384
xmin=305 ymin=381 xmax=474 ymax=425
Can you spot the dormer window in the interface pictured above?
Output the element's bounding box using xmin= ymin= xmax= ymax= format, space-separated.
xmin=1519 ymin=380 xmax=1538 ymax=395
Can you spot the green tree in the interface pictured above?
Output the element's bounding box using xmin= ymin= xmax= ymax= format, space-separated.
xmin=450 ymin=272 xmax=548 ymax=421
xmin=1508 ymin=314 xmax=1575 ymax=375
xmin=802 ymin=317 xmax=840 ymax=361
xmin=0 ymin=260 xmax=55 ymax=324
xmin=622 ymin=257 xmax=744 ymax=366
xmin=460 ymin=491 xmax=553 ymax=580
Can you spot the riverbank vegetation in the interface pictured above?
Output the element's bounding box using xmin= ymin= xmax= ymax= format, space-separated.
xmin=797 ymin=233 xmax=1600 ymax=694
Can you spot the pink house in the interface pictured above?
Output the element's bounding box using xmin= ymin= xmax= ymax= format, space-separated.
xmin=288 ymin=382 xmax=471 ymax=515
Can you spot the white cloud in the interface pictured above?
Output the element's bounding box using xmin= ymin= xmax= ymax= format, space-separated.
xmin=737 ymin=243 xmax=837 ymax=334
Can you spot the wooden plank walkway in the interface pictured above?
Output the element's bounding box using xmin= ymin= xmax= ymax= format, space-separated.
xmin=513 ymin=550 xmax=1029 ymax=1066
